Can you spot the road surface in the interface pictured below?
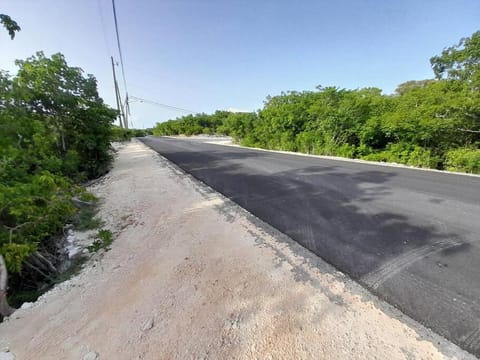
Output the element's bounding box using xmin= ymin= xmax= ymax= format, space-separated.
xmin=141 ymin=136 xmax=480 ymax=356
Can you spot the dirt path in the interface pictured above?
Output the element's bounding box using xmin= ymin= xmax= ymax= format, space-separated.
xmin=0 ymin=140 xmax=473 ymax=359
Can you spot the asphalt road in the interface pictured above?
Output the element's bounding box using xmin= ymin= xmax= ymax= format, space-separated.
xmin=141 ymin=136 xmax=480 ymax=356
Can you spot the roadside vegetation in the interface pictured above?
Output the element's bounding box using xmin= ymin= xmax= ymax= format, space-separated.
xmin=111 ymin=126 xmax=152 ymax=142
xmin=154 ymin=31 xmax=480 ymax=174
xmin=0 ymin=15 xmax=151 ymax=313
xmin=0 ymin=50 xmax=130 ymax=313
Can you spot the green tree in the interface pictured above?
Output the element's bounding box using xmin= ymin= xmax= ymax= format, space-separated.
xmin=430 ymin=31 xmax=480 ymax=85
xmin=0 ymin=14 xmax=20 ymax=40
xmin=13 ymin=52 xmax=116 ymax=179
xmin=152 ymin=31 xmax=479 ymax=173
xmin=0 ymin=52 xmax=116 ymax=309
xmin=430 ymin=31 xmax=480 ymax=138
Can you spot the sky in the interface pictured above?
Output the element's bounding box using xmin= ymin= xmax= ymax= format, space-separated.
xmin=1 ymin=0 xmax=479 ymax=129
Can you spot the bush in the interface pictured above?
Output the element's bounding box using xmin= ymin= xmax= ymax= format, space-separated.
xmin=111 ymin=127 xmax=149 ymax=142
xmin=87 ymin=229 xmax=113 ymax=252
xmin=445 ymin=148 xmax=480 ymax=173
xmin=331 ymin=144 xmax=357 ymax=158
xmin=407 ymin=146 xmax=440 ymax=168
xmin=362 ymin=143 xmax=440 ymax=168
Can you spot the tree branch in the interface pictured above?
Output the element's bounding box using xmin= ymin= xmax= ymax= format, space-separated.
xmin=457 ymin=128 xmax=480 ymax=133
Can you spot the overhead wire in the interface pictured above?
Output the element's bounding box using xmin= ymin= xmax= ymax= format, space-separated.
xmin=109 ymin=1 xmax=195 ymax=124
xmin=129 ymin=95 xmax=196 ymax=114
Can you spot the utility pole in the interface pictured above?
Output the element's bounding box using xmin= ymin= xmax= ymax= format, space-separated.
xmin=111 ymin=56 xmax=125 ymax=128
xmin=124 ymin=93 xmax=130 ymax=129
xmin=116 ymin=80 xmax=127 ymax=128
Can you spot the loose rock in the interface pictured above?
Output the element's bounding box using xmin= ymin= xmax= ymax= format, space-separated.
xmin=141 ymin=317 xmax=154 ymax=332
xmin=83 ymin=351 xmax=98 ymax=360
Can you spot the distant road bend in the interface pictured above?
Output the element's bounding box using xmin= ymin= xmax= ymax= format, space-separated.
xmin=141 ymin=136 xmax=480 ymax=356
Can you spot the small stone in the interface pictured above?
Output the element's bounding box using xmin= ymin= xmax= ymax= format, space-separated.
xmin=141 ymin=317 xmax=154 ymax=331
xmin=20 ymin=302 xmax=34 ymax=310
xmin=83 ymin=351 xmax=98 ymax=360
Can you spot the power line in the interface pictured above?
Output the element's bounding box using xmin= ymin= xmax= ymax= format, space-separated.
xmin=111 ymin=0 xmax=128 ymax=95
xmin=109 ymin=1 xmax=193 ymax=125
xmin=129 ymin=95 xmax=196 ymax=114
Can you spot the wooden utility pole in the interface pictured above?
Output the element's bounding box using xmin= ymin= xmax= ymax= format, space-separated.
xmin=111 ymin=56 xmax=125 ymax=128
xmin=124 ymin=93 xmax=129 ymax=129
xmin=115 ymin=80 xmax=127 ymax=128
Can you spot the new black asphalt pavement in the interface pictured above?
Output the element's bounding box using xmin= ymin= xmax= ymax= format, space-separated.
xmin=140 ymin=136 xmax=480 ymax=356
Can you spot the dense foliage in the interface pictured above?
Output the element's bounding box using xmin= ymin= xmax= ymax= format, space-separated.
xmin=0 ymin=14 xmax=20 ymax=40
xmin=154 ymin=111 xmax=231 ymax=136
xmin=111 ymin=126 xmax=152 ymax=142
xmin=154 ymin=31 xmax=480 ymax=173
xmin=0 ymin=52 xmax=116 ymax=296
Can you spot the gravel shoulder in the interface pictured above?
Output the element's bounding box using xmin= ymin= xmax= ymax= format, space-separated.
xmin=0 ymin=140 xmax=474 ymax=359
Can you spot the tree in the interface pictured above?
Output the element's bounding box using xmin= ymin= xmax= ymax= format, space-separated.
xmin=0 ymin=52 xmax=116 ymax=309
xmin=152 ymin=32 xmax=479 ymax=173
xmin=0 ymin=13 xmax=21 ymax=316
xmin=430 ymin=31 xmax=480 ymax=85
xmin=430 ymin=31 xmax=480 ymax=137
xmin=0 ymin=14 xmax=20 ymax=40
xmin=394 ymin=80 xmax=436 ymax=96
xmin=13 ymin=52 xmax=116 ymax=179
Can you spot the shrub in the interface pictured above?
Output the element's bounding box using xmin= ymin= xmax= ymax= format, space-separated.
xmin=332 ymin=144 xmax=357 ymax=158
xmin=445 ymin=148 xmax=480 ymax=173
xmin=361 ymin=143 xmax=440 ymax=168
xmin=111 ymin=127 xmax=149 ymax=142
xmin=87 ymin=229 xmax=113 ymax=252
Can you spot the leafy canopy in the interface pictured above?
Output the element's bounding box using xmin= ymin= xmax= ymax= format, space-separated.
xmin=1 ymin=52 xmax=115 ymax=277
xmin=0 ymin=14 xmax=20 ymax=40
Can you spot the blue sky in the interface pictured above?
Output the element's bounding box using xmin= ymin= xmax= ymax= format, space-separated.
xmin=1 ymin=0 xmax=479 ymax=128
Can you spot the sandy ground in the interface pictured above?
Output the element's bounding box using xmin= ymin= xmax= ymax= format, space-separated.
xmin=0 ymin=140 xmax=474 ymax=360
